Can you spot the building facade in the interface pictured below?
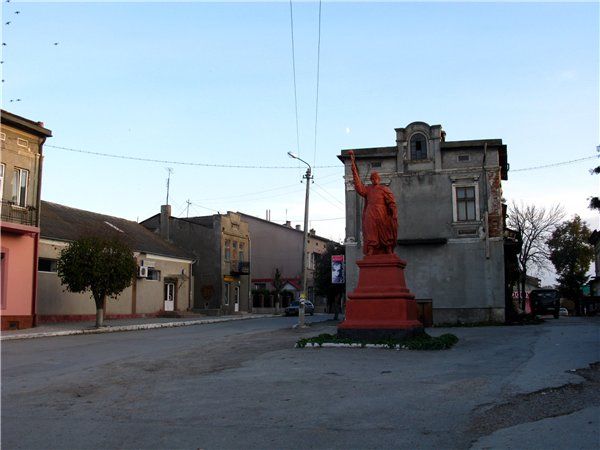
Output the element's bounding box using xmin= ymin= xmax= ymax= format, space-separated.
xmin=37 ymin=201 xmax=193 ymax=321
xmin=340 ymin=122 xmax=509 ymax=324
xmin=142 ymin=208 xmax=251 ymax=315
xmin=239 ymin=213 xmax=332 ymax=310
xmin=0 ymin=110 xmax=52 ymax=330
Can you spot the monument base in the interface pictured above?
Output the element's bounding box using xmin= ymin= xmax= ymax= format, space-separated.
xmin=338 ymin=253 xmax=423 ymax=340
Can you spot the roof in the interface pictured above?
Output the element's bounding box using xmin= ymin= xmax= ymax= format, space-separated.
xmin=1 ymin=110 xmax=52 ymax=138
xmin=237 ymin=212 xmax=334 ymax=243
xmin=40 ymin=201 xmax=193 ymax=260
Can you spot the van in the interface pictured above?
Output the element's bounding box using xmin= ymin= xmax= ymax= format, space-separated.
xmin=530 ymin=289 xmax=561 ymax=319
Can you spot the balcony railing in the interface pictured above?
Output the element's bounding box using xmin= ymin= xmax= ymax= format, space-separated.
xmin=0 ymin=200 xmax=38 ymax=227
xmin=230 ymin=260 xmax=250 ymax=275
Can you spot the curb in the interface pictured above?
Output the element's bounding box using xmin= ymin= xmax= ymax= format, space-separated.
xmin=1 ymin=314 xmax=275 ymax=341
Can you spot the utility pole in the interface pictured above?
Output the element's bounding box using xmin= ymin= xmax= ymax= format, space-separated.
xmin=287 ymin=151 xmax=313 ymax=328
xmin=186 ymin=199 xmax=191 ymax=218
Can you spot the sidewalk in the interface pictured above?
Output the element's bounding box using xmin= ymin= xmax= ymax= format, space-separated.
xmin=0 ymin=313 xmax=276 ymax=341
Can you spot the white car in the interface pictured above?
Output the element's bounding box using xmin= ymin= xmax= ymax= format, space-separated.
xmin=559 ymin=307 xmax=569 ymax=316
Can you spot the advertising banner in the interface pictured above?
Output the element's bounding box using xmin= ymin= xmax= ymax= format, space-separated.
xmin=331 ymin=255 xmax=345 ymax=284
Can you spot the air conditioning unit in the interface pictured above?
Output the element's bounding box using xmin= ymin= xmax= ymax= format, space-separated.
xmin=138 ymin=266 xmax=148 ymax=278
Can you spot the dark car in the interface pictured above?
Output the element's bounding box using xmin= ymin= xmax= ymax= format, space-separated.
xmin=284 ymin=300 xmax=315 ymax=316
xmin=530 ymin=289 xmax=561 ymax=319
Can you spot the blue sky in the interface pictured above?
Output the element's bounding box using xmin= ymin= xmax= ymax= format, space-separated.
xmin=3 ymin=1 xmax=599 ymax=272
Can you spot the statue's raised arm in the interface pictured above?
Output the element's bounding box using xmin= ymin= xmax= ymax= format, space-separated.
xmin=349 ymin=150 xmax=367 ymax=197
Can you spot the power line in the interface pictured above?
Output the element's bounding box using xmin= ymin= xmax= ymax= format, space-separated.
xmin=289 ymin=0 xmax=300 ymax=157
xmin=45 ymin=144 xmax=339 ymax=169
xmin=312 ymin=0 xmax=322 ymax=169
xmin=511 ymin=155 xmax=598 ymax=172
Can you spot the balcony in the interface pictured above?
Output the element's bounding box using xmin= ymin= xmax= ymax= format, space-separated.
xmin=230 ymin=260 xmax=250 ymax=275
xmin=1 ymin=201 xmax=38 ymax=227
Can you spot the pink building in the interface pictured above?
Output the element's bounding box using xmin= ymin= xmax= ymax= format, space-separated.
xmin=1 ymin=110 xmax=52 ymax=330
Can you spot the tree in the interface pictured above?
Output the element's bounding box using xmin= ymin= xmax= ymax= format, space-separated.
xmin=548 ymin=215 xmax=594 ymax=309
xmin=314 ymin=242 xmax=345 ymax=320
xmin=589 ymin=165 xmax=600 ymax=211
xmin=507 ymin=202 xmax=565 ymax=308
xmin=57 ymin=236 xmax=137 ymax=327
xmin=272 ymin=268 xmax=284 ymax=308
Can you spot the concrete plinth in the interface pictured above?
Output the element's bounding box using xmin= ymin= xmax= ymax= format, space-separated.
xmin=338 ymin=253 xmax=423 ymax=340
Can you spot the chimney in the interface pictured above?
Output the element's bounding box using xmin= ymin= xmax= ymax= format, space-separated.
xmin=295 ymin=225 xmax=301 ymax=231
xmin=160 ymin=205 xmax=171 ymax=241
xmin=285 ymin=220 xmax=292 ymax=228
xmin=309 ymin=228 xmax=316 ymax=236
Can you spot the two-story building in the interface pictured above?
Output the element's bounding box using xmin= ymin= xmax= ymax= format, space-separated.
xmin=142 ymin=207 xmax=251 ymax=315
xmin=340 ymin=122 xmax=509 ymax=324
xmin=0 ymin=110 xmax=52 ymax=330
xmin=239 ymin=213 xmax=332 ymax=311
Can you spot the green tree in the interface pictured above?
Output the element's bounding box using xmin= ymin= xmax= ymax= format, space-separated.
xmin=57 ymin=236 xmax=137 ymax=327
xmin=547 ymin=215 xmax=594 ymax=308
xmin=314 ymin=242 xmax=345 ymax=320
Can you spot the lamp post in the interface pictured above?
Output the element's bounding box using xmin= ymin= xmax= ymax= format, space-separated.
xmin=287 ymin=151 xmax=313 ymax=328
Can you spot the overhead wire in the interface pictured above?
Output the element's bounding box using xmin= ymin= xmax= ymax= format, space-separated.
xmin=45 ymin=144 xmax=339 ymax=169
xmin=312 ymin=0 xmax=322 ymax=169
xmin=289 ymin=0 xmax=300 ymax=158
xmin=510 ymin=155 xmax=598 ymax=172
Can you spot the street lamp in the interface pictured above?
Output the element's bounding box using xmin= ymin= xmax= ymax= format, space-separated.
xmin=287 ymin=151 xmax=313 ymax=328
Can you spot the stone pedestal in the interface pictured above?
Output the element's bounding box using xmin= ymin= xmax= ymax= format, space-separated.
xmin=338 ymin=253 xmax=423 ymax=340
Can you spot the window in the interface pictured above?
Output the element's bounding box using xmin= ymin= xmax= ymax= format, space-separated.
xmin=410 ymin=134 xmax=427 ymax=160
xmin=12 ymin=168 xmax=29 ymax=207
xmin=232 ymin=241 xmax=238 ymax=260
xmin=454 ymin=186 xmax=477 ymax=221
xmin=224 ymin=283 xmax=230 ymax=305
xmin=147 ymin=268 xmax=161 ymax=281
xmin=224 ymin=240 xmax=231 ymax=262
xmin=38 ymin=258 xmax=58 ymax=272
xmin=0 ymin=163 xmax=5 ymax=199
xmin=239 ymin=242 xmax=245 ymax=262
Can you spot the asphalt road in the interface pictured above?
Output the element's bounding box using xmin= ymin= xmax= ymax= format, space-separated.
xmin=2 ymin=315 xmax=598 ymax=449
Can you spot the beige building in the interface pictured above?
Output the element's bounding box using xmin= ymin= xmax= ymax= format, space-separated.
xmin=37 ymin=201 xmax=194 ymax=321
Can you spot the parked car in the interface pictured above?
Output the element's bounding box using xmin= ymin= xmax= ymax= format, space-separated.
xmin=284 ymin=300 xmax=315 ymax=316
xmin=530 ymin=289 xmax=561 ymax=319
xmin=559 ymin=307 xmax=569 ymax=316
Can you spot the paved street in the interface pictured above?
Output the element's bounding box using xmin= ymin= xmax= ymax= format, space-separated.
xmin=2 ymin=315 xmax=598 ymax=449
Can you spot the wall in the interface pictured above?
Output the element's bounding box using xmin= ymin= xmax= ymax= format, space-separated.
xmin=37 ymin=239 xmax=190 ymax=319
xmin=1 ymin=232 xmax=35 ymax=316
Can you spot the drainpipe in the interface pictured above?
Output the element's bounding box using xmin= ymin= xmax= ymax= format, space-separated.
xmin=31 ymin=135 xmax=47 ymax=327
xmin=247 ymin=235 xmax=252 ymax=313
xmin=482 ymin=142 xmax=490 ymax=259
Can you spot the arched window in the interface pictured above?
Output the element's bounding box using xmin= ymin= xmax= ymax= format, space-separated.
xmin=410 ymin=134 xmax=428 ymax=160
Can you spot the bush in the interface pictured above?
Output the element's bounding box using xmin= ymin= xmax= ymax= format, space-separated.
xmin=296 ymin=332 xmax=458 ymax=350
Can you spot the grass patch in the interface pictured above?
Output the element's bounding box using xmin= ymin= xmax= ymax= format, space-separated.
xmin=296 ymin=332 xmax=458 ymax=350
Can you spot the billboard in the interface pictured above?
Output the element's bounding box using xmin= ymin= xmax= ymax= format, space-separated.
xmin=331 ymin=255 xmax=345 ymax=284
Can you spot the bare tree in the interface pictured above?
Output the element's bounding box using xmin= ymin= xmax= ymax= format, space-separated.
xmin=507 ymin=202 xmax=565 ymax=309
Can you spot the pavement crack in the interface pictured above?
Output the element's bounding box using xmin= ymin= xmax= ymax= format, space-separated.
xmin=469 ymin=362 xmax=600 ymax=441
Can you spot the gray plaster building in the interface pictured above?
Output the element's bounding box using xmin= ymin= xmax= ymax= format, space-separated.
xmin=340 ymin=122 xmax=510 ymax=324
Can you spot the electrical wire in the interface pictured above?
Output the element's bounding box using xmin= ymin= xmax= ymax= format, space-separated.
xmin=289 ymin=0 xmax=300 ymax=158
xmin=510 ymin=155 xmax=598 ymax=172
xmin=45 ymin=144 xmax=339 ymax=169
xmin=312 ymin=0 xmax=322 ymax=169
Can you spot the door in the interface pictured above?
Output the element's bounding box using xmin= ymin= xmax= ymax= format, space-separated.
xmin=234 ymin=286 xmax=240 ymax=312
xmin=164 ymin=282 xmax=175 ymax=312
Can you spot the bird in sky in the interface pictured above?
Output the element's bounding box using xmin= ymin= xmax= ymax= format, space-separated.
xmin=14 ymin=10 xmax=20 ymax=14
xmin=53 ymin=42 xmax=59 ymax=46
xmin=5 ymin=21 xmax=10 ymax=25
xmin=2 ymin=43 xmax=6 ymax=46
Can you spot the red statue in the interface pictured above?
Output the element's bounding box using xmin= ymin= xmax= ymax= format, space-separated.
xmin=349 ymin=150 xmax=398 ymax=256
